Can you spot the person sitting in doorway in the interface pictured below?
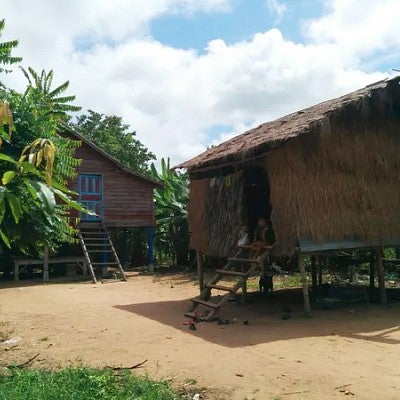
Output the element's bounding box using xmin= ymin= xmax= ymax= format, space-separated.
xmin=250 ymin=217 xmax=274 ymax=256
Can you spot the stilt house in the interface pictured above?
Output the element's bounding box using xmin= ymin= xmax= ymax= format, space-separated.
xmin=176 ymin=77 xmax=400 ymax=316
xmin=13 ymin=127 xmax=161 ymax=283
xmin=66 ymin=128 xmax=161 ymax=282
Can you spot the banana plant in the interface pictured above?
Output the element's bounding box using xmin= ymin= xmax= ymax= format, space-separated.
xmin=150 ymin=158 xmax=190 ymax=266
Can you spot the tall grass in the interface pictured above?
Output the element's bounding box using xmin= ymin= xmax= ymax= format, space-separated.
xmin=0 ymin=367 xmax=180 ymax=400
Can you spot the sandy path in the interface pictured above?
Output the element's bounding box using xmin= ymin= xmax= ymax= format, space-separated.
xmin=0 ymin=273 xmax=399 ymax=400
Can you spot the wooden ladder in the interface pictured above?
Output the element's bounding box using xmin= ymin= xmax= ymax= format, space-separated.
xmin=185 ymin=248 xmax=265 ymax=321
xmin=78 ymin=221 xmax=127 ymax=284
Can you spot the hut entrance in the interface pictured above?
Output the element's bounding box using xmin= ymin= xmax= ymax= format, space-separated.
xmin=243 ymin=167 xmax=272 ymax=238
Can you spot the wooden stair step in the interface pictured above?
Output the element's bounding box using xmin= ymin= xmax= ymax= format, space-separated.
xmin=92 ymin=262 xmax=120 ymax=266
xmin=81 ymin=238 xmax=109 ymax=241
xmin=216 ymin=269 xmax=248 ymax=277
xmin=81 ymin=236 xmax=109 ymax=239
xmin=84 ymin=241 xmax=111 ymax=244
xmin=191 ymin=298 xmax=219 ymax=309
xmin=80 ymin=232 xmax=108 ymax=236
xmin=79 ymin=223 xmax=102 ymax=228
xmin=85 ymin=243 xmax=112 ymax=247
xmin=83 ymin=236 xmax=108 ymax=239
xmin=86 ymin=250 xmax=114 ymax=253
xmin=184 ymin=312 xmax=208 ymax=321
xmin=206 ymin=284 xmax=234 ymax=292
xmin=227 ymin=257 xmax=261 ymax=263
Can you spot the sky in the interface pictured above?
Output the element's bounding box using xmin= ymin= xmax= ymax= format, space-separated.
xmin=1 ymin=0 xmax=400 ymax=166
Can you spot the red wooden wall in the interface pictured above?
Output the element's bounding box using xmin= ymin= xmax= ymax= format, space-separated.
xmin=69 ymin=140 xmax=156 ymax=228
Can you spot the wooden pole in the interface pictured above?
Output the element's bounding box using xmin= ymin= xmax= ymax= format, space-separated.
xmin=196 ymin=250 xmax=204 ymax=293
xmin=241 ymin=278 xmax=247 ymax=304
xmin=123 ymin=228 xmax=129 ymax=267
xmin=311 ymin=255 xmax=317 ymax=291
xmin=147 ymin=226 xmax=154 ymax=273
xmin=318 ymin=255 xmax=323 ymax=286
xmin=348 ymin=251 xmax=354 ymax=283
xmin=43 ymin=246 xmax=49 ymax=282
xmin=14 ymin=261 xmax=19 ymax=281
xmin=369 ymin=251 xmax=375 ymax=289
xmin=375 ymin=248 xmax=387 ymax=306
xmin=298 ymin=253 xmax=311 ymax=317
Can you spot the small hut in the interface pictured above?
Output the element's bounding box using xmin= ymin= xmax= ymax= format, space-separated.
xmin=176 ymin=77 xmax=400 ymax=314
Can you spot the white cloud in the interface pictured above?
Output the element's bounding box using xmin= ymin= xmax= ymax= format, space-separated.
xmin=304 ymin=0 xmax=400 ymax=63
xmin=265 ymin=0 xmax=287 ymax=24
xmin=1 ymin=0 xmax=397 ymax=165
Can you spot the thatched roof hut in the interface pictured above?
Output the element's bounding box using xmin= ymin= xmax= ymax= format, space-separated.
xmin=177 ymin=77 xmax=400 ymax=262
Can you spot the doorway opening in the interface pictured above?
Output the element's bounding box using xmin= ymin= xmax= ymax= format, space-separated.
xmin=243 ymin=166 xmax=272 ymax=241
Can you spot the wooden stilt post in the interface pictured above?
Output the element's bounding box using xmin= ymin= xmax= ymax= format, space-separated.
xmin=369 ymin=251 xmax=375 ymax=289
xmin=147 ymin=226 xmax=154 ymax=273
xmin=375 ymin=248 xmax=387 ymax=306
xmin=311 ymin=255 xmax=317 ymax=292
xmin=318 ymin=255 xmax=323 ymax=286
xmin=298 ymin=253 xmax=311 ymax=317
xmin=348 ymin=251 xmax=354 ymax=283
xmin=196 ymin=250 xmax=204 ymax=293
xmin=123 ymin=228 xmax=129 ymax=267
xmin=241 ymin=277 xmax=247 ymax=304
xmin=43 ymin=247 xmax=49 ymax=282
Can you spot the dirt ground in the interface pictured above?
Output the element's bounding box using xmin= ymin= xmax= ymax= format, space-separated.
xmin=0 ymin=272 xmax=399 ymax=400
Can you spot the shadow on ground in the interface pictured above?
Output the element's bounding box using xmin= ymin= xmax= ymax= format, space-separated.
xmin=115 ymin=288 xmax=400 ymax=348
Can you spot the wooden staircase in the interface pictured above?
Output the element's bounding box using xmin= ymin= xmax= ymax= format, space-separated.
xmin=78 ymin=222 xmax=127 ymax=284
xmin=185 ymin=248 xmax=265 ymax=321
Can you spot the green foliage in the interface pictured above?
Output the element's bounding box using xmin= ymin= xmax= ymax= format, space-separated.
xmin=0 ymin=21 xmax=87 ymax=254
xmin=109 ymin=227 xmax=148 ymax=267
xmin=20 ymin=67 xmax=81 ymax=117
xmin=150 ymin=158 xmax=190 ymax=266
xmin=6 ymin=67 xmax=81 ymax=149
xmin=0 ymin=19 xmax=22 ymax=75
xmin=72 ymin=110 xmax=155 ymax=174
xmin=0 ymin=367 xmax=179 ymax=400
xmin=0 ymin=96 xmax=84 ymax=252
xmin=0 ymin=143 xmax=87 ymax=253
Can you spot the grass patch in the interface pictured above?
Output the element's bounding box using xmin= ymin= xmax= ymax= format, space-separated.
xmin=247 ymin=273 xmax=303 ymax=291
xmin=0 ymin=367 xmax=180 ymax=400
xmin=184 ymin=378 xmax=197 ymax=385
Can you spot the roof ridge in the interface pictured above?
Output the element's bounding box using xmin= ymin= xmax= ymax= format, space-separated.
xmin=59 ymin=123 xmax=162 ymax=187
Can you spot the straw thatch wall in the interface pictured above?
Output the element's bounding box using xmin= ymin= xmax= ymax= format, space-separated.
xmin=188 ymin=172 xmax=245 ymax=256
xmin=266 ymin=120 xmax=400 ymax=256
xmin=207 ymin=171 xmax=245 ymax=256
xmin=188 ymin=179 xmax=210 ymax=254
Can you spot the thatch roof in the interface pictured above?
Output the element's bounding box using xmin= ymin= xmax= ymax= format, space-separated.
xmin=176 ymin=76 xmax=400 ymax=171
